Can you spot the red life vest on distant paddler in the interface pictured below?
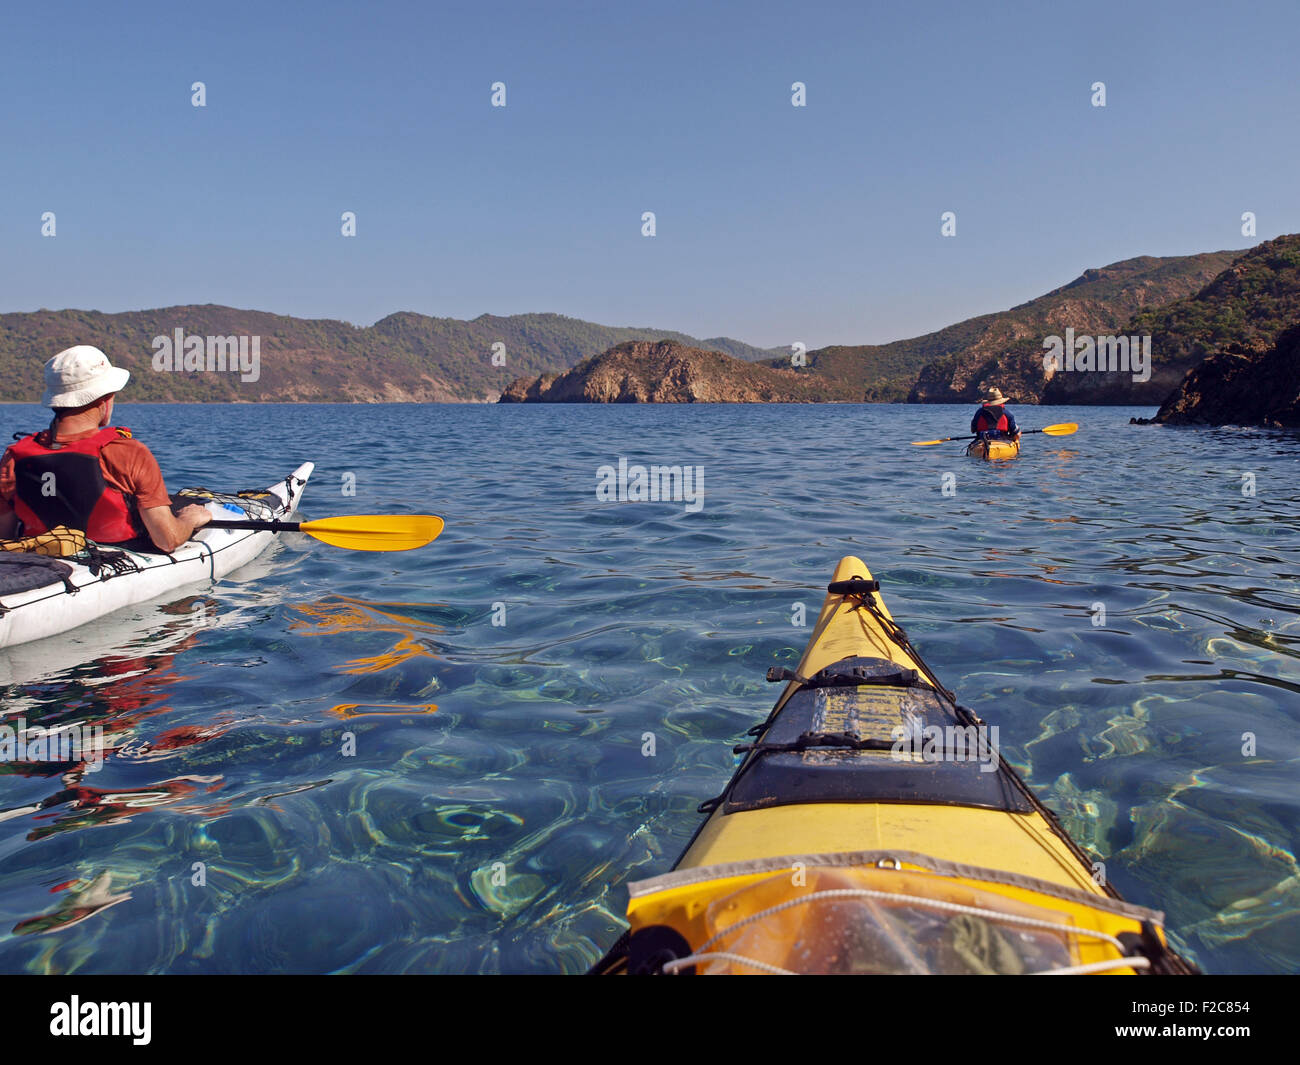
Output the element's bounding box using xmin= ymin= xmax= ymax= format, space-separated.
xmin=974 ymin=404 xmax=1010 ymax=434
xmin=7 ymin=426 xmax=143 ymax=542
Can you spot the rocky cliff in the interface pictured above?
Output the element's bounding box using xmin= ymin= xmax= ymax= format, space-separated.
xmin=1137 ymin=323 xmax=1300 ymax=427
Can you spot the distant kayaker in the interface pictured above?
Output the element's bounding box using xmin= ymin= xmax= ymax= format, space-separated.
xmin=970 ymin=387 xmax=1021 ymax=442
xmin=0 ymin=346 xmax=212 ymax=551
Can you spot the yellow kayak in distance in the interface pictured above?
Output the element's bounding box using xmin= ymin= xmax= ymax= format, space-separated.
xmin=966 ymin=435 xmax=1021 ymax=461
xmin=593 ymin=556 xmax=1194 ymax=976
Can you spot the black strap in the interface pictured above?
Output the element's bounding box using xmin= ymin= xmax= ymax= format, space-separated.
xmin=827 ymin=577 xmax=879 ymax=596
xmin=766 ymin=663 xmax=926 ymax=691
xmin=733 ymin=730 xmax=896 ymax=755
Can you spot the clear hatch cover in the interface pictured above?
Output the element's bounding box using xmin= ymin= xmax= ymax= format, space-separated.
xmin=694 ymin=866 xmax=1081 ymax=975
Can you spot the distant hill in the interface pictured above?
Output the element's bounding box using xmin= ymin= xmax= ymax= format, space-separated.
xmin=4 ymin=242 xmax=1283 ymax=408
xmin=1118 ymin=234 xmax=1300 ymax=399
xmin=878 ymin=251 xmax=1238 ymax=403
xmin=500 ymin=340 xmax=839 ymax=403
xmin=492 ymin=249 xmax=1249 ymax=406
xmin=0 ymin=307 xmax=780 ymax=403
xmin=496 ymin=247 xmax=1249 ymax=407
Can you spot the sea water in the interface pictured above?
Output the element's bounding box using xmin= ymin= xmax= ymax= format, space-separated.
xmin=0 ymin=401 xmax=1295 ymax=974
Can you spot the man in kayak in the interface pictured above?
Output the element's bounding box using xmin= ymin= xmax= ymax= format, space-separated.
xmin=0 ymin=346 xmax=212 ymax=552
xmin=970 ymin=387 xmax=1021 ymax=442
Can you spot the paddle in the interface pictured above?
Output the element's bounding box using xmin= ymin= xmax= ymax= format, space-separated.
xmin=205 ymin=514 xmax=445 ymax=552
xmin=910 ymin=422 xmax=1079 ymax=446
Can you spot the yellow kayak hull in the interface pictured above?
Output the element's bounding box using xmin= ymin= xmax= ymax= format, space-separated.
xmin=597 ymin=557 xmax=1192 ymax=975
xmin=967 ymin=436 xmax=1020 ymax=460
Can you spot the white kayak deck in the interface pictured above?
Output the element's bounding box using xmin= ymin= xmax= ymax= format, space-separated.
xmin=0 ymin=462 xmax=313 ymax=650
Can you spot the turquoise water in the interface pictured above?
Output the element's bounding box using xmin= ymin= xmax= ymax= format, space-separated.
xmin=0 ymin=401 xmax=1296 ymax=974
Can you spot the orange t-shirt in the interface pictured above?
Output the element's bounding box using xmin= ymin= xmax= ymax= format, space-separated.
xmin=0 ymin=427 xmax=171 ymax=515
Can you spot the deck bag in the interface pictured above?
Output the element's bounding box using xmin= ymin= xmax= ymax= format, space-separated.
xmin=0 ymin=526 xmax=89 ymax=558
xmin=0 ymin=553 xmax=76 ymax=596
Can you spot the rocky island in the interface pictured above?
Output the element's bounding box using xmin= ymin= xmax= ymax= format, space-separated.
xmin=498 ymin=340 xmax=847 ymax=403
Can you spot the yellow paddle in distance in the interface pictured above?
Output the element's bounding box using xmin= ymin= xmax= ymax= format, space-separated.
xmin=206 ymin=514 xmax=445 ymax=551
xmin=910 ymin=422 xmax=1079 ymax=446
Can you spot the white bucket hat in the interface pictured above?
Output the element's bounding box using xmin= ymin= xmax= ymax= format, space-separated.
xmin=42 ymin=346 xmax=131 ymax=407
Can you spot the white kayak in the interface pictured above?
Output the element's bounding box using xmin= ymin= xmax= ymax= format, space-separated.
xmin=0 ymin=462 xmax=313 ymax=651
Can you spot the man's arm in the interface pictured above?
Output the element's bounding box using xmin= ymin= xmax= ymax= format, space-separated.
xmin=139 ymin=504 xmax=212 ymax=554
xmin=0 ymin=499 xmax=16 ymax=540
xmin=101 ymin=439 xmax=211 ymax=552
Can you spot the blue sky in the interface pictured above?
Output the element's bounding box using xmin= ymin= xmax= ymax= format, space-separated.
xmin=2 ymin=0 xmax=1297 ymax=348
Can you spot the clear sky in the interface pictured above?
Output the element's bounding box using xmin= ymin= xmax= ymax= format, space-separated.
xmin=1 ymin=0 xmax=1296 ymax=349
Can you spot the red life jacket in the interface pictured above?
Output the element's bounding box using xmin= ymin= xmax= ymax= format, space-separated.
xmin=974 ymin=404 xmax=1010 ymax=434
xmin=7 ymin=426 xmax=144 ymax=542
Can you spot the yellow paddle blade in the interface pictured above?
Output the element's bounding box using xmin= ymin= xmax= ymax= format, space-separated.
xmin=297 ymin=515 xmax=445 ymax=552
xmin=910 ymin=437 xmax=954 ymax=446
xmin=1040 ymin=422 xmax=1079 ymax=436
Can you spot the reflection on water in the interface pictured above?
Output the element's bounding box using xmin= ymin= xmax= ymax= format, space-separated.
xmin=0 ymin=402 xmax=1296 ymax=974
xmin=13 ymin=872 xmax=132 ymax=936
xmin=328 ymin=703 xmax=440 ymax=718
xmin=290 ymin=597 xmax=444 ymax=675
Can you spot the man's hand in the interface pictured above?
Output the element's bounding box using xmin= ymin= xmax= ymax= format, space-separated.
xmin=140 ymin=503 xmax=212 ymax=553
xmin=175 ymin=504 xmax=213 ymax=530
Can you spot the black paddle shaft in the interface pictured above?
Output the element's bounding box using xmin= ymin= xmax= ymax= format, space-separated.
xmin=206 ymin=519 xmax=303 ymax=532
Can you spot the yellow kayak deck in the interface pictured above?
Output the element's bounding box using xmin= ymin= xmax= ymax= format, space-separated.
xmin=678 ymin=556 xmax=1091 ymax=891
xmin=597 ymin=557 xmax=1192 ymax=975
